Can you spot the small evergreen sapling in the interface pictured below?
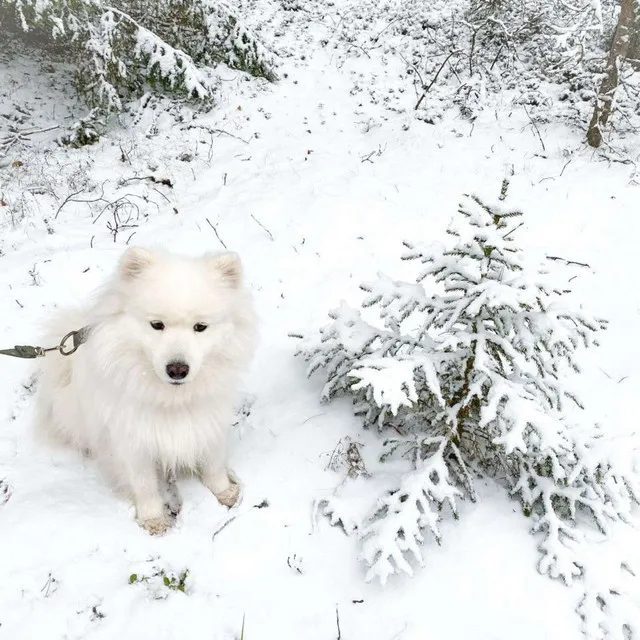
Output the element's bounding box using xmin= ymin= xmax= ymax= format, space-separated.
xmin=294 ymin=180 xmax=639 ymax=587
xmin=58 ymin=109 xmax=105 ymax=148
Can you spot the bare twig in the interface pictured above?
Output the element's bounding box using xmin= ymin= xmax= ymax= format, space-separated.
xmin=54 ymin=181 xmax=107 ymax=219
xmin=287 ymin=554 xmax=304 ymax=574
xmin=546 ymin=255 xmax=591 ymax=268
xmin=182 ymin=124 xmax=250 ymax=145
xmin=361 ymin=144 xmax=387 ymax=163
xmin=502 ymin=221 xmax=524 ymax=239
xmin=371 ymin=16 xmax=402 ymax=43
xmin=399 ymin=53 xmax=426 ymax=101
xmin=205 ymin=217 xmax=228 ymax=249
xmin=361 ymin=151 xmax=376 ymax=163
xmin=207 ymin=133 xmax=215 ymax=163
xmin=415 ymin=50 xmax=462 ymax=110
xmin=211 ymin=513 xmax=238 ymax=540
xmin=92 ymin=193 xmax=153 ymax=224
xmin=250 ymin=214 xmax=274 ymax=241
xmin=105 ymin=201 xmax=140 ymax=243
xmin=40 ymin=573 xmax=57 ymax=598
xmin=522 ymin=105 xmax=546 ymax=152
xmin=489 ymin=44 xmax=506 ymax=71
xmin=538 ymin=158 xmax=573 ymax=184
xmin=469 ymin=24 xmax=478 ymax=77
xmin=120 ymin=175 xmax=174 ymax=188
xmin=559 ymin=159 xmax=572 ymax=176
xmin=211 ymin=499 xmax=269 ymax=541
xmin=119 ymin=142 xmax=133 ymax=164
xmin=0 ymin=124 xmax=60 ymax=155
xmin=335 ymin=605 xmax=342 ymax=640
xmin=150 ymin=187 xmax=171 ymax=203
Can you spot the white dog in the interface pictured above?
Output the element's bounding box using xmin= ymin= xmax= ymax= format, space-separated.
xmin=34 ymin=247 xmax=257 ymax=534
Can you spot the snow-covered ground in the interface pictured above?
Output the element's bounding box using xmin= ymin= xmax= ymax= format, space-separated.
xmin=1 ymin=3 xmax=639 ymax=639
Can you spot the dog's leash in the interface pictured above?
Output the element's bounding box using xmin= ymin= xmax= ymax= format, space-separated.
xmin=0 ymin=326 xmax=92 ymax=359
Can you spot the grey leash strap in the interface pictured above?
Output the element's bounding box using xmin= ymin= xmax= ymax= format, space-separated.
xmin=0 ymin=325 xmax=92 ymax=359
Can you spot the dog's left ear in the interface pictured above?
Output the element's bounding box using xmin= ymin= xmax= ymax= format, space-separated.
xmin=119 ymin=247 xmax=156 ymax=280
xmin=208 ymin=251 xmax=243 ymax=287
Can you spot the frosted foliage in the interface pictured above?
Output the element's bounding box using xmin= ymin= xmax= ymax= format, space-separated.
xmin=327 ymin=0 xmax=635 ymax=132
xmin=579 ymin=565 xmax=640 ymax=640
xmin=294 ymin=180 xmax=638 ymax=590
xmin=361 ymin=438 xmax=461 ymax=584
xmin=2 ymin=0 xmax=276 ymax=115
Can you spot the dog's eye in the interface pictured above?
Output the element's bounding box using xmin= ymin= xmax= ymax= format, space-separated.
xmin=150 ymin=321 xmax=165 ymax=331
xmin=193 ymin=323 xmax=208 ymax=333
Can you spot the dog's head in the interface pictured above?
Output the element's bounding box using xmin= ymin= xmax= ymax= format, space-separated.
xmin=101 ymin=247 xmax=256 ymax=398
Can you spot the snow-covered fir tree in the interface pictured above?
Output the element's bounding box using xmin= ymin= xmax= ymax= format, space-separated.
xmin=294 ymin=179 xmax=639 ymax=587
xmin=1 ymin=0 xmax=276 ymax=121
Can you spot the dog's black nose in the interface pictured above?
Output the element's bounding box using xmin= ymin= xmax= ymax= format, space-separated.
xmin=166 ymin=361 xmax=190 ymax=380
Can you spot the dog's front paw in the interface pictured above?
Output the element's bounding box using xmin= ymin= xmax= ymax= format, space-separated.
xmin=214 ymin=482 xmax=240 ymax=508
xmin=138 ymin=514 xmax=173 ymax=535
xmin=165 ymin=500 xmax=182 ymax=519
xmin=164 ymin=486 xmax=183 ymax=519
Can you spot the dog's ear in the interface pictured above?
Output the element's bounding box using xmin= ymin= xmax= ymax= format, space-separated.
xmin=208 ymin=251 xmax=242 ymax=287
xmin=119 ymin=247 xmax=155 ymax=280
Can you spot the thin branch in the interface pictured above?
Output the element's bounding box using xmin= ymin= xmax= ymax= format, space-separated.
xmin=0 ymin=124 xmax=60 ymax=155
xmin=150 ymin=187 xmax=171 ymax=203
xmin=205 ymin=217 xmax=228 ymax=249
xmin=522 ymin=105 xmax=546 ymax=152
xmin=120 ymin=175 xmax=173 ymax=188
xmin=503 ymin=221 xmax=524 ymax=239
xmin=92 ymin=193 xmax=154 ymax=224
xmin=182 ymin=124 xmax=250 ymax=145
xmin=54 ymin=182 xmax=107 ymax=219
xmin=415 ymin=50 xmax=462 ymax=110
xmin=211 ymin=499 xmax=269 ymax=541
xmin=399 ymin=52 xmax=426 ymax=101
xmin=546 ymin=255 xmax=591 ymax=268
xmin=250 ymin=214 xmax=274 ymax=241
xmin=211 ymin=513 xmax=238 ymax=541
xmin=361 ymin=151 xmax=376 ymax=163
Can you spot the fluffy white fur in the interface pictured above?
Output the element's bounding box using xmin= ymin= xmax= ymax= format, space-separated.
xmin=34 ymin=247 xmax=257 ymax=534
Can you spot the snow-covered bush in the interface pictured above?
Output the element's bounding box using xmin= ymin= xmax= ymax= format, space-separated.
xmin=58 ymin=109 xmax=105 ymax=148
xmin=329 ymin=0 xmax=638 ymax=133
xmin=294 ymin=179 xmax=639 ymax=586
xmin=1 ymin=0 xmax=277 ymax=118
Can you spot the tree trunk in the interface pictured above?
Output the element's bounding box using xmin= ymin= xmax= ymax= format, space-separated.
xmin=629 ymin=5 xmax=640 ymax=70
xmin=586 ymin=0 xmax=637 ymax=148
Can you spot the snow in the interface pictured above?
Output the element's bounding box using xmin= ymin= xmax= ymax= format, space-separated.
xmin=1 ymin=2 xmax=640 ymax=639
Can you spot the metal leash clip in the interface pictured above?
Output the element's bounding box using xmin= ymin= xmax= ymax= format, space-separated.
xmin=58 ymin=330 xmax=82 ymax=356
xmin=0 ymin=326 xmax=91 ymax=359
